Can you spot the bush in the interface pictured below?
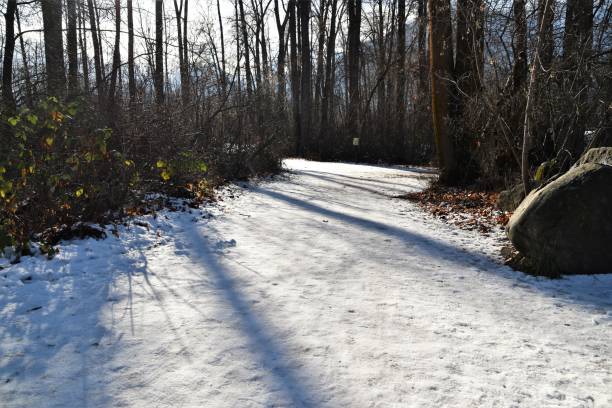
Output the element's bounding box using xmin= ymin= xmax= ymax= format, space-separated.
xmin=0 ymin=98 xmax=136 ymax=246
xmin=0 ymin=97 xmax=213 ymax=250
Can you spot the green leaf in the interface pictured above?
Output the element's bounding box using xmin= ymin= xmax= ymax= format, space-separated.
xmin=0 ymin=166 xmax=5 ymax=174
xmin=198 ymin=162 xmax=208 ymax=172
xmin=7 ymin=116 xmax=19 ymax=126
xmin=26 ymin=114 xmax=38 ymax=125
xmin=156 ymin=160 xmax=167 ymax=168
xmin=75 ymin=188 xmax=84 ymax=198
xmin=0 ymin=181 xmax=13 ymax=198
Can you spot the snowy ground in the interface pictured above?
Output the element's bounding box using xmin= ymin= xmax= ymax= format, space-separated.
xmin=1 ymin=159 xmax=611 ymax=408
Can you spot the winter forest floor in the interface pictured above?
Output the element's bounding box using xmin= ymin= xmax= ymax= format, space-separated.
xmin=1 ymin=159 xmax=611 ymax=407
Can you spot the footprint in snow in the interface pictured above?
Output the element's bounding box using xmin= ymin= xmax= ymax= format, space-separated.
xmin=215 ymin=239 xmax=237 ymax=251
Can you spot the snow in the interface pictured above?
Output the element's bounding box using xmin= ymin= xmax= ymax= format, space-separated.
xmin=1 ymin=159 xmax=611 ymax=407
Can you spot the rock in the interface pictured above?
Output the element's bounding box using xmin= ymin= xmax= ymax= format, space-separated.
xmin=496 ymin=184 xmax=525 ymax=212
xmin=507 ymin=163 xmax=612 ymax=275
xmin=500 ymin=245 xmax=516 ymax=260
xmin=572 ymin=147 xmax=612 ymax=168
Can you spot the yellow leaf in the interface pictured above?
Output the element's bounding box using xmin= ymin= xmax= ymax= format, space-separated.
xmin=45 ymin=137 xmax=54 ymax=147
xmin=75 ymin=188 xmax=84 ymax=198
xmin=51 ymin=111 xmax=64 ymax=122
xmin=156 ymin=160 xmax=166 ymax=168
xmin=161 ymin=170 xmax=171 ymax=181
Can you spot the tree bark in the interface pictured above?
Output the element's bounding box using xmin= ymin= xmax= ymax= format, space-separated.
xmin=511 ymin=0 xmax=527 ymax=91
xmin=155 ymin=0 xmax=165 ymax=104
xmin=67 ymin=0 xmax=79 ymax=96
xmin=347 ymin=0 xmax=362 ymax=145
xmin=320 ymin=0 xmax=338 ymax=146
xmin=2 ymin=0 xmax=17 ymax=110
xmin=87 ymin=0 xmax=103 ymax=100
xmin=77 ymin=1 xmax=90 ymax=94
xmin=428 ymin=0 xmax=456 ymax=183
xmin=108 ymin=0 xmax=121 ymax=105
xmin=417 ymin=0 xmax=428 ymax=92
xmin=217 ymin=0 xmax=227 ymax=95
xmin=396 ymin=0 xmax=407 ymax=152
xmin=274 ymin=0 xmax=288 ymax=105
xmin=455 ymin=0 xmax=484 ymax=98
xmin=314 ymin=0 xmax=328 ymax=130
xmin=127 ymin=0 xmax=136 ymax=102
xmin=376 ymin=0 xmax=385 ymax=117
xmin=562 ymin=0 xmax=593 ymax=162
xmin=537 ymin=0 xmax=555 ymax=70
xmin=41 ymin=0 xmax=66 ymax=97
xmin=298 ymin=0 xmax=312 ymax=153
xmin=15 ymin=7 xmax=33 ymax=106
xmin=238 ymin=0 xmax=253 ymax=95
xmin=289 ymin=0 xmax=301 ymax=154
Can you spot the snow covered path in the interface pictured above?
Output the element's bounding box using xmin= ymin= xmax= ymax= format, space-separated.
xmin=2 ymin=159 xmax=612 ymax=407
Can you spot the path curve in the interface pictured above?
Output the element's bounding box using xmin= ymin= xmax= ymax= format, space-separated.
xmin=1 ymin=159 xmax=611 ymax=407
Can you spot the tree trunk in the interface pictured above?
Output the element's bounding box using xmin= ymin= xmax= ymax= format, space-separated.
xmin=16 ymin=7 xmax=33 ymax=106
xmin=217 ymin=0 xmax=227 ymax=95
xmin=174 ymin=0 xmax=189 ymax=105
xmin=428 ymin=0 xmax=456 ymax=183
xmin=258 ymin=0 xmax=269 ymax=87
xmin=238 ymin=0 xmax=253 ymax=95
xmin=455 ymin=0 xmax=484 ymax=99
xmin=2 ymin=0 xmax=17 ymax=110
xmin=537 ymin=0 xmax=555 ymax=70
xmin=396 ymin=0 xmax=407 ymax=155
xmin=67 ymin=0 xmax=79 ymax=96
xmin=155 ymin=0 xmax=165 ymax=104
xmin=77 ymin=1 xmax=90 ymax=94
xmin=87 ymin=0 xmax=103 ymax=100
xmin=108 ymin=0 xmax=121 ymax=106
xmin=417 ymin=0 xmax=428 ymax=92
xmin=376 ymin=0 xmax=385 ymax=117
xmin=298 ymin=0 xmax=312 ymax=153
xmin=127 ymin=0 xmax=136 ymax=102
xmin=512 ymin=0 xmax=527 ymax=91
xmin=562 ymin=0 xmax=593 ymax=162
xmin=522 ymin=0 xmax=555 ymax=195
xmin=41 ymin=0 xmax=66 ymax=97
xmin=564 ymin=0 xmax=593 ymax=63
xmin=274 ymin=0 xmax=288 ymax=105
xmin=289 ymin=0 xmax=301 ymax=155
xmin=314 ymin=0 xmax=328 ymax=135
xmin=347 ymin=0 xmax=362 ymax=147
xmin=320 ymin=0 xmax=338 ymax=147
xmin=183 ymin=0 xmax=188 ymax=78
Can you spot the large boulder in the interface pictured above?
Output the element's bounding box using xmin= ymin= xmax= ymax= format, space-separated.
xmin=572 ymin=146 xmax=612 ymax=168
xmin=507 ymin=162 xmax=612 ymax=275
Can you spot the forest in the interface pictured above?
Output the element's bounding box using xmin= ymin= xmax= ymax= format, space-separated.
xmin=0 ymin=0 xmax=609 ymax=246
xmin=0 ymin=0 xmax=611 ymax=406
